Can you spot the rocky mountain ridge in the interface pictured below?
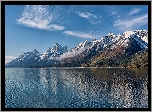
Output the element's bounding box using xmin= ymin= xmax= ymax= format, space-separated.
xmin=5 ymin=30 xmax=148 ymax=68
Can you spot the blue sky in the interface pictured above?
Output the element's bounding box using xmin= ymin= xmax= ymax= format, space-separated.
xmin=5 ymin=5 xmax=148 ymax=64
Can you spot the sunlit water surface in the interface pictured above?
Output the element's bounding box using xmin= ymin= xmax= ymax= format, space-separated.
xmin=5 ymin=68 xmax=148 ymax=108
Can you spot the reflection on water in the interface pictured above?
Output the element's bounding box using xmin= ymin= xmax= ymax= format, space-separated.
xmin=5 ymin=68 xmax=148 ymax=108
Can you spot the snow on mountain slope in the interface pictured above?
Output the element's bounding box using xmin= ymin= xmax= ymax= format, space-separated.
xmin=33 ymin=49 xmax=39 ymax=54
xmin=6 ymin=49 xmax=41 ymax=67
xmin=134 ymin=30 xmax=148 ymax=43
xmin=122 ymin=31 xmax=148 ymax=49
xmin=40 ymin=43 xmax=71 ymax=60
xmin=141 ymin=36 xmax=148 ymax=43
xmin=107 ymin=30 xmax=148 ymax=50
xmin=60 ymin=39 xmax=106 ymax=59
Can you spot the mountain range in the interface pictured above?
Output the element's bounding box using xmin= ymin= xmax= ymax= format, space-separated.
xmin=5 ymin=30 xmax=148 ymax=68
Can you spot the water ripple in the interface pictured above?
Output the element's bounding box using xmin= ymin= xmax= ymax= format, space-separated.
xmin=5 ymin=68 xmax=148 ymax=108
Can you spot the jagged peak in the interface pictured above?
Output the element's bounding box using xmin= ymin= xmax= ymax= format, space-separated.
xmin=124 ymin=31 xmax=134 ymax=34
xmin=32 ymin=49 xmax=39 ymax=54
xmin=54 ymin=43 xmax=60 ymax=46
xmin=108 ymin=32 xmax=114 ymax=36
xmin=84 ymin=40 xmax=88 ymax=42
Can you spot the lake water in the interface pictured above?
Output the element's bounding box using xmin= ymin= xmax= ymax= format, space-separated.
xmin=5 ymin=68 xmax=148 ymax=108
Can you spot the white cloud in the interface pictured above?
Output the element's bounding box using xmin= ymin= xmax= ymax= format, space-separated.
xmin=113 ymin=14 xmax=148 ymax=31
xmin=77 ymin=12 xmax=101 ymax=24
xmin=5 ymin=56 xmax=16 ymax=59
xmin=110 ymin=11 xmax=117 ymax=16
xmin=47 ymin=24 xmax=65 ymax=30
xmin=5 ymin=60 xmax=10 ymax=65
xmin=60 ymin=47 xmax=86 ymax=59
xmin=63 ymin=31 xmax=95 ymax=39
xmin=129 ymin=8 xmax=141 ymax=15
xmin=78 ymin=12 xmax=97 ymax=19
xmin=17 ymin=5 xmax=65 ymax=31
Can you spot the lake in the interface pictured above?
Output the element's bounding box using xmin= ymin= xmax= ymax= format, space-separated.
xmin=5 ymin=68 xmax=148 ymax=108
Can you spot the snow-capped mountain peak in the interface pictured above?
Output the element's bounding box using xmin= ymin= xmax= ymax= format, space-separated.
xmin=123 ymin=31 xmax=134 ymax=38
xmin=76 ymin=40 xmax=89 ymax=48
xmin=32 ymin=49 xmax=39 ymax=54
xmin=40 ymin=43 xmax=71 ymax=60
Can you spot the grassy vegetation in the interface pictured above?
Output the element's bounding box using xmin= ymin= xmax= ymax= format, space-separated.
xmin=126 ymin=49 xmax=148 ymax=68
